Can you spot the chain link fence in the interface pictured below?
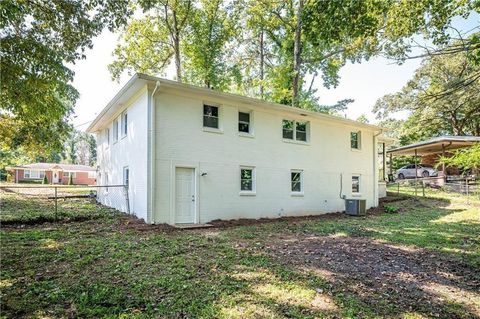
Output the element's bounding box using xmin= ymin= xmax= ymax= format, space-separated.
xmin=386 ymin=176 xmax=479 ymax=204
xmin=0 ymin=185 xmax=129 ymax=225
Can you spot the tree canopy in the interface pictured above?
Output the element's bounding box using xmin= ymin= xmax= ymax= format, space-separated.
xmin=110 ymin=0 xmax=478 ymax=114
xmin=1 ymin=0 xmax=131 ymax=158
xmin=373 ymin=37 xmax=480 ymax=144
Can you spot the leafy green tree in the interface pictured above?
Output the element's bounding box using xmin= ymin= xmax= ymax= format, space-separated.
xmin=438 ymin=143 xmax=480 ymax=172
xmin=183 ymin=0 xmax=239 ymax=90
xmin=109 ymin=0 xmax=193 ymax=81
xmin=374 ymin=40 xmax=480 ymax=139
xmin=1 ymin=0 xmax=131 ymax=155
xmin=356 ymin=114 xmax=370 ymax=124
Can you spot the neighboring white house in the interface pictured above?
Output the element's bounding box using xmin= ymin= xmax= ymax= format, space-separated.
xmin=87 ymin=73 xmax=389 ymax=225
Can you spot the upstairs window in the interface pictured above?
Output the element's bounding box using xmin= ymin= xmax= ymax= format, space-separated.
xmin=282 ymin=120 xmax=294 ymax=139
xmin=113 ymin=118 xmax=119 ymax=142
xmin=283 ymin=120 xmax=309 ymax=142
xmin=238 ymin=112 xmax=251 ymax=134
xmin=121 ymin=113 xmax=128 ymax=137
xmin=351 ymin=131 xmax=361 ymax=149
xmin=123 ymin=166 xmax=130 ymax=187
xmin=291 ymin=170 xmax=303 ymax=193
xmin=203 ymin=104 xmax=219 ymax=129
xmin=240 ymin=167 xmax=255 ymax=192
xmin=106 ymin=128 xmax=110 ymax=146
xmin=352 ymin=176 xmax=360 ymax=193
xmin=296 ymin=122 xmax=307 ymax=142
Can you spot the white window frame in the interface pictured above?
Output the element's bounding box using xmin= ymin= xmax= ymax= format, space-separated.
xmin=106 ymin=128 xmax=110 ymax=146
xmin=26 ymin=170 xmax=41 ymax=179
xmin=123 ymin=166 xmax=129 ymax=187
xmin=113 ymin=118 xmax=119 ymax=143
xmin=238 ymin=110 xmax=254 ymax=137
xmin=282 ymin=119 xmax=309 ymax=143
xmin=239 ymin=166 xmax=256 ymax=195
xmin=290 ymin=169 xmax=304 ymax=196
xmin=121 ymin=112 xmax=128 ymax=138
xmin=202 ymin=103 xmax=223 ymax=133
xmin=63 ymin=171 xmax=76 ymax=178
xmin=351 ymin=131 xmax=361 ymax=150
xmin=352 ymin=175 xmax=361 ymax=195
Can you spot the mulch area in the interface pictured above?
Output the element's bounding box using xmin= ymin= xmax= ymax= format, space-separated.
xmin=264 ymin=234 xmax=480 ymax=318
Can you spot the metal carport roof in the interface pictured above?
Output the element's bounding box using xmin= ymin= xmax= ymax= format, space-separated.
xmin=387 ymin=136 xmax=480 ymax=156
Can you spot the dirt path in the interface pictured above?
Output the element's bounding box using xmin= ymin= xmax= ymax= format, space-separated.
xmin=266 ymin=234 xmax=480 ymax=318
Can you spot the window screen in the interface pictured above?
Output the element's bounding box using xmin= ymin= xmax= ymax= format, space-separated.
xmin=203 ymin=105 xmax=219 ymax=128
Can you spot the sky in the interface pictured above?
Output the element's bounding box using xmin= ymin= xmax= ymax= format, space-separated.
xmin=70 ymin=12 xmax=479 ymax=131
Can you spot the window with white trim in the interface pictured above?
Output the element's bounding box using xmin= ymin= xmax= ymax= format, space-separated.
xmin=238 ymin=111 xmax=251 ymax=134
xmin=113 ymin=118 xmax=119 ymax=142
xmin=203 ymin=104 xmax=219 ymax=129
xmin=296 ymin=122 xmax=307 ymax=142
xmin=352 ymin=176 xmax=360 ymax=193
xmin=123 ymin=166 xmax=129 ymax=186
xmin=121 ymin=113 xmax=128 ymax=137
xmin=351 ymin=131 xmax=361 ymax=149
xmin=106 ymin=128 xmax=110 ymax=146
xmin=240 ymin=167 xmax=255 ymax=192
xmin=283 ymin=120 xmax=309 ymax=142
xmin=88 ymin=171 xmax=96 ymax=178
xmin=291 ymin=170 xmax=303 ymax=193
xmin=63 ymin=172 xmax=76 ymax=178
xmin=25 ymin=170 xmax=42 ymax=179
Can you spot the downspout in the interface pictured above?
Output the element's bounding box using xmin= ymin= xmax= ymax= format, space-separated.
xmin=373 ymin=129 xmax=383 ymax=207
xmin=148 ymin=81 xmax=161 ymax=224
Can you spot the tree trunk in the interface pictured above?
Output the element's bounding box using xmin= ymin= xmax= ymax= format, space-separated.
xmin=172 ymin=12 xmax=182 ymax=82
xmin=259 ymin=28 xmax=265 ymax=98
xmin=292 ymin=0 xmax=304 ymax=108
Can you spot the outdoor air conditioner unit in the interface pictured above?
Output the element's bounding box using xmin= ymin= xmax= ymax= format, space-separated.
xmin=345 ymin=199 xmax=366 ymax=216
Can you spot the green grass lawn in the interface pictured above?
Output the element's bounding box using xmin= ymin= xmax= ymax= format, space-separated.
xmin=1 ymin=190 xmax=479 ymax=318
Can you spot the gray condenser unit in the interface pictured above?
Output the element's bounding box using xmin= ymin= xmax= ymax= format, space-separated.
xmin=345 ymin=199 xmax=366 ymax=216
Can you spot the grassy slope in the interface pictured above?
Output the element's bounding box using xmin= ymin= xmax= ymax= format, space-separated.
xmin=1 ymin=190 xmax=479 ymax=318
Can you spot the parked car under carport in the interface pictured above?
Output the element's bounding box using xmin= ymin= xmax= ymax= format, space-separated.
xmin=396 ymin=164 xmax=438 ymax=179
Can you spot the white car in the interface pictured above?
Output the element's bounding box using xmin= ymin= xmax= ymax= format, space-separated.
xmin=396 ymin=164 xmax=438 ymax=179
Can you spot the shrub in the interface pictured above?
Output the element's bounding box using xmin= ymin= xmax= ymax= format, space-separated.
xmin=384 ymin=205 xmax=399 ymax=214
xmin=42 ymin=175 xmax=49 ymax=184
xmin=68 ymin=173 xmax=74 ymax=185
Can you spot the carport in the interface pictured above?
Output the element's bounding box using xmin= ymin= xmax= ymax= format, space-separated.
xmin=387 ymin=135 xmax=480 ymax=182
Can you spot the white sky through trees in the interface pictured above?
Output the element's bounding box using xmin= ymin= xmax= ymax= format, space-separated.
xmin=71 ymin=12 xmax=479 ymax=131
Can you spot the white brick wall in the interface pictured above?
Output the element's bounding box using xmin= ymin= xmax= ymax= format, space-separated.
xmin=96 ymin=87 xmax=149 ymax=221
xmin=154 ymin=90 xmax=378 ymax=224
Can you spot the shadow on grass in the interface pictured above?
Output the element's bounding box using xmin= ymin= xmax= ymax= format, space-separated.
xmin=1 ymin=194 xmax=479 ymax=318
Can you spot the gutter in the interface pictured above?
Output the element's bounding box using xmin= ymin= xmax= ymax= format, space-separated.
xmin=147 ymin=81 xmax=161 ymax=224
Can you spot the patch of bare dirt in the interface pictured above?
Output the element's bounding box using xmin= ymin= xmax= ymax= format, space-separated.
xmin=265 ymin=235 xmax=480 ymax=318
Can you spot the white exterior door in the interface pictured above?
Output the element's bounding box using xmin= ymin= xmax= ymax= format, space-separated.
xmin=52 ymin=170 xmax=59 ymax=184
xmin=175 ymin=167 xmax=196 ymax=224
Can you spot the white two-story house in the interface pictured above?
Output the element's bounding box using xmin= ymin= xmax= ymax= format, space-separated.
xmin=87 ymin=73 xmax=388 ymax=225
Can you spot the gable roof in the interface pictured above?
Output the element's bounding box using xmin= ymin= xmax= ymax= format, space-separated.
xmin=6 ymin=163 xmax=96 ymax=172
xmin=387 ymin=135 xmax=480 ymax=156
xmin=87 ymin=73 xmax=386 ymax=133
